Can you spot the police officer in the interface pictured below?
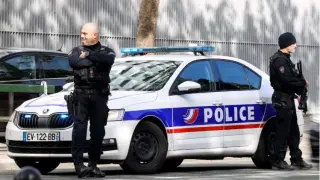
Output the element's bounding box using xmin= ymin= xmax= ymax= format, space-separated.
xmin=269 ymin=32 xmax=312 ymax=170
xmin=68 ymin=22 xmax=115 ymax=178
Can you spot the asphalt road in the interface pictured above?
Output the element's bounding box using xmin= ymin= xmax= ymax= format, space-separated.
xmin=0 ymin=117 xmax=318 ymax=180
xmin=0 ymin=159 xmax=319 ymax=180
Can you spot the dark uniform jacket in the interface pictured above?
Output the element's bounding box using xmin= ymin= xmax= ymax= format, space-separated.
xmin=269 ymin=50 xmax=306 ymax=95
xmin=68 ymin=42 xmax=115 ymax=89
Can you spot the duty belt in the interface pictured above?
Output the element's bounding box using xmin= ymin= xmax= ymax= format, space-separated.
xmin=274 ymin=91 xmax=295 ymax=99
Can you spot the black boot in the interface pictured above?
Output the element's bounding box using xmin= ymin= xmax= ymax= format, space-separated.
xmin=88 ymin=162 xmax=106 ymax=177
xmin=74 ymin=163 xmax=92 ymax=178
xmin=291 ymin=159 xmax=313 ymax=170
xmin=271 ymin=160 xmax=295 ymax=170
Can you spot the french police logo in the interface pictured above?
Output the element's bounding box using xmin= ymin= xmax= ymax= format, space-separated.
xmin=279 ymin=66 xmax=285 ymax=73
xmin=43 ymin=109 xmax=49 ymax=114
xmin=183 ymin=108 xmax=199 ymax=124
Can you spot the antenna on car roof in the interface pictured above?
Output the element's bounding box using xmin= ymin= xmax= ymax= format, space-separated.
xmin=119 ymin=45 xmax=215 ymax=57
xmin=56 ymin=45 xmax=63 ymax=52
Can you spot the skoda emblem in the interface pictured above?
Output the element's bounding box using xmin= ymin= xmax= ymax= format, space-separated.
xmin=43 ymin=109 xmax=49 ymax=114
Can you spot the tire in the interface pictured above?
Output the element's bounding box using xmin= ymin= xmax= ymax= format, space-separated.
xmin=160 ymin=158 xmax=183 ymax=172
xmin=251 ymin=122 xmax=275 ymax=169
xmin=14 ymin=158 xmax=60 ymax=174
xmin=120 ymin=121 xmax=168 ymax=174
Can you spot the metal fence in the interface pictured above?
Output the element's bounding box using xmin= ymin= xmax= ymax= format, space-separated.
xmin=0 ymin=0 xmax=319 ymax=113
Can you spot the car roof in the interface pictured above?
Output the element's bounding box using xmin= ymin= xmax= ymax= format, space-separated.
xmin=117 ymin=54 xmax=251 ymax=66
xmin=0 ymin=48 xmax=67 ymax=58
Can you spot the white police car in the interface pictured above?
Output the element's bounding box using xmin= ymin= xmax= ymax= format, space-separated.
xmin=5 ymin=46 xmax=304 ymax=174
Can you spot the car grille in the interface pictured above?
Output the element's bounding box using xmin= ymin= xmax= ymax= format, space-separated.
xmin=18 ymin=113 xmax=74 ymax=129
xmin=7 ymin=141 xmax=117 ymax=154
xmin=48 ymin=114 xmax=74 ymax=128
xmin=18 ymin=114 xmax=38 ymax=128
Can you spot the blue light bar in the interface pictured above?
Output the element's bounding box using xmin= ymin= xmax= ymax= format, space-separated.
xmin=24 ymin=114 xmax=32 ymax=118
xmin=60 ymin=114 xmax=68 ymax=119
xmin=120 ymin=45 xmax=215 ymax=55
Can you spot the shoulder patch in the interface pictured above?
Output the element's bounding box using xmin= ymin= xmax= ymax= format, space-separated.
xmin=279 ymin=66 xmax=285 ymax=73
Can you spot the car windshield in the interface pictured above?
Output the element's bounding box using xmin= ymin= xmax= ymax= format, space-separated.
xmin=64 ymin=60 xmax=181 ymax=92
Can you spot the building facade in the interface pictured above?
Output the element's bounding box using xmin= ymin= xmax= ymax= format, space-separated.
xmin=0 ymin=0 xmax=319 ymax=113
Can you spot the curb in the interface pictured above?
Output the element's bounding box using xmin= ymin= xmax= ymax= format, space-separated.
xmin=0 ymin=144 xmax=7 ymax=151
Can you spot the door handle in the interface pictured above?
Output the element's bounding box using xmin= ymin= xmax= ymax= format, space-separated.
xmin=256 ymin=99 xmax=266 ymax=104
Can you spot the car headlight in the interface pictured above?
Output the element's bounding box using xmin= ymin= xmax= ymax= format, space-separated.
xmin=8 ymin=110 xmax=17 ymax=122
xmin=108 ymin=109 xmax=125 ymax=121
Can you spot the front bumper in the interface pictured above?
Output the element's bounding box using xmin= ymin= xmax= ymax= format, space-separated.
xmin=5 ymin=120 xmax=139 ymax=161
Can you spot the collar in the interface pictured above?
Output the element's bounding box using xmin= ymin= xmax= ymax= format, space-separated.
xmin=83 ymin=41 xmax=101 ymax=51
xmin=278 ymin=50 xmax=291 ymax=59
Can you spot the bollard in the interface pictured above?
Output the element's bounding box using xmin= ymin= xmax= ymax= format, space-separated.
xmin=13 ymin=166 xmax=42 ymax=180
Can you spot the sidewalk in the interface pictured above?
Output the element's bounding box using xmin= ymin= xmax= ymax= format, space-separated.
xmin=0 ymin=143 xmax=6 ymax=151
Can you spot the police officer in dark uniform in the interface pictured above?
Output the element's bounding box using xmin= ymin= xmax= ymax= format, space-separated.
xmin=269 ymin=32 xmax=312 ymax=170
xmin=67 ymin=22 xmax=115 ymax=178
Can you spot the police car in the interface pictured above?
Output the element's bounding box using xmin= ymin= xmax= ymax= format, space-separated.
xmin=5 ymin=46 xmax=305 ymax=174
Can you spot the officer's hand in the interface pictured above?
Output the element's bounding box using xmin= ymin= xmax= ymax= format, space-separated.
xmin=80 ymin=51 xmax=86 ymax=58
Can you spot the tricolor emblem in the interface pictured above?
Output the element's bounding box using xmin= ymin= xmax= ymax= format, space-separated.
xmin=183 ymin=108 xmax=199 ymax=124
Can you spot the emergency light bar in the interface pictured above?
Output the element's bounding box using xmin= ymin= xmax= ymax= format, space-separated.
xmin=120 ymin=45 xmax=215 ymax=56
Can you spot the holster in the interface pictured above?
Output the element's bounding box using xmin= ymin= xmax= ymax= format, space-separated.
xmin=272 ymin=91 xmax=294 ymax=119
xmin=64 ymin=92 xmax=76 ymax=117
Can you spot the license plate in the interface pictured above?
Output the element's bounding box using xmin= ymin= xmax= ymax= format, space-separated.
xmin=23 ymin=132 xmax=60 ymax=142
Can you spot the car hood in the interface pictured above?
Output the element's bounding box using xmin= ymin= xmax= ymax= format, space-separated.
xmin=17 ymin=90 xmax=158 ymax=115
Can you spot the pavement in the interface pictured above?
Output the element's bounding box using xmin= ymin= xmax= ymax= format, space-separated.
xmin=0 ymin=117 xmax=318 ymax=179
xmin=0 ymin=140 xmax=6 ymax=150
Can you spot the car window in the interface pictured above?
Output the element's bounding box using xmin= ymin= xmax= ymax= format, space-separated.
xmin=110 ymin=60 xmax=181 ymax=91
xmin=173 ymin=60 xmax=213 ymax=92
xmin=244 ymin=67 xmax=261 ymax=89
xmin=214 ymin=60 xmax=250 ymax=91
xmin=38 ymin=55 xmax=72 ymax=78
xmin=0 ymin=55 xmax=36 ymax=81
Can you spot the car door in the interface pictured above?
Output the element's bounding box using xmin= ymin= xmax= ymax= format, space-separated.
xmin=212 ymin=59 xmax=266 ymax=148
xmin=169 ymin=60 xmax=224 ymax=150
xmin=37 ymin=54 xmax=73 ymax=92
xmin=0 ymin=54 xmax=39 ymax=85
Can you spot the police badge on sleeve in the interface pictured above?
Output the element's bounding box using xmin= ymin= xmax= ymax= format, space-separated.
xmin=279 ymin=66 xmax=285 ymax=73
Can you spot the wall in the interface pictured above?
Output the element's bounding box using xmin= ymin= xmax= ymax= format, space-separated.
xmin=0 ymin=0 xmax=319 ymax=113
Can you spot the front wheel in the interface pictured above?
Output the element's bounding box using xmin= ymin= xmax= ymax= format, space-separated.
xmin=14 ymin=158 xmax=60 ymax=174
xmin=120 ymin=121 xmax=168 ymax=174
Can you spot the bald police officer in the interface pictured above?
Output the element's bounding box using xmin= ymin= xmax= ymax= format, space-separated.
xmin=68 ymin=22 xmax=115 ymax=178
xmin=269 ymin=32 xmax=312 ymax=170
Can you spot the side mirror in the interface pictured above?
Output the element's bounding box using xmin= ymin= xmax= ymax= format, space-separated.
xmin=177 ymin=81 xmax=201 ymax=92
